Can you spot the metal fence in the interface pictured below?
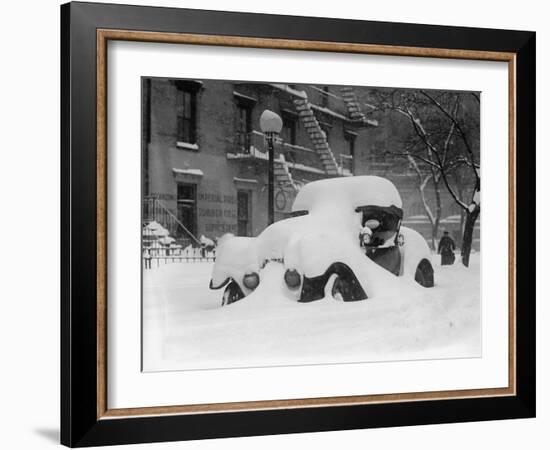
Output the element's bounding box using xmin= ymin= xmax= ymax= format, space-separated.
xmin=143 ymin=244 xmax=216 ymax=269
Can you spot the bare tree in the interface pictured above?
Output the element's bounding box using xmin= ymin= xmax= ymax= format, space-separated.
xmin=420 ymin=91 xmax=480 ymax=267
xmin=370 ymin=89 xmax=480 ymax=266
xmin=405 ymin=154 xmax=442 ymax=250
xmin=378 ymin=131 xmax=443 ymax=249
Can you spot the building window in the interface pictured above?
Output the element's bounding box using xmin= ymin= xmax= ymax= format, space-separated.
xmin=235 ymin=103 xmax=252 ymax=152
xmin=282 ymin=114 xmax=297 ymax=145
xmin=237 ymin=191 xmax=251 ymax=236
xmin=345 ymin=131 xmax=356 ymax=158
xmin=176 ymin=183 xmax=197 ymax=242
xmin=176 ymin=86 xmax=197 ymax=144
xmin=321 ymin=86 xmax=330 ymax=108
xmin=344 ymin=131 xmax=357 ymax=174
xmin=282 ymin=112 xmax=297 ymax=163
xmin=320 ymin=122 xmax=331 ymax=143
xmin=233 ymin=92 xmax=256 ymax=153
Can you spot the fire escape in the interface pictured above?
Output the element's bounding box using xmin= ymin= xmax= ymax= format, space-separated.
xmin=228 ymin=84 xmax=378 ymax=192
xmin=292 ymin=97 xmax=340 ymax=176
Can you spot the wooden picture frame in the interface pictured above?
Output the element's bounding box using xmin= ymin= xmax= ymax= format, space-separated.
xmin=61 ymin=1 xmax=535 ymax=447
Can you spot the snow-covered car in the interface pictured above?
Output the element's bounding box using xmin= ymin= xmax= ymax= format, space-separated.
xmin=210 ymin=176 xmax=434 ymax=305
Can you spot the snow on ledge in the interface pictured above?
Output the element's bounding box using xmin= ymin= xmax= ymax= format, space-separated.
xmin=227 ymin=149 xmax=327 ymax=175
xmin=310 ymin=103 xmax=348 ymax=121
xmin=270 ymin=83 xmax=307 ymax=99
xmin=233 ymin=91 xmax=258 ymax=103
xmin=172 ymin=168 xmax=204 ymax=177
xmin=286 ymin=162 xmax=326 ymax=175
xmin=176 ymin=141 xmax=199 ymax=151
xmin=227 ymin=147 xmax=268 ymax=161
xmin=233 ymin=177 xmax=259 ymax=184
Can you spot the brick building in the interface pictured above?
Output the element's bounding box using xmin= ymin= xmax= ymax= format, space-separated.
xmin=142 ymin=77 xmax=478 ymax=249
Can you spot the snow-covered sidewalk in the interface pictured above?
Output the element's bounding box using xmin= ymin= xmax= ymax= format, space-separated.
xmin=143 ymin=255 xmax=480 ymax=372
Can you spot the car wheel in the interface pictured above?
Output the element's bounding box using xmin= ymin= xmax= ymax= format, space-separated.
xmin=300 ymin=263 xmax=367 ymax=303
xmin=325 ymin=274 xmax=344 ymax=301
xmin=414 ymin=259 xmax=435 ymax=287
xmin=222 ymin=281 xmax=245 ymax=306
xmin=324 ymin=272 xmax=364 ymax=302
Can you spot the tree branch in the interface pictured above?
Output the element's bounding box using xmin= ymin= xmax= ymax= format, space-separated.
xmin=441 ymin=96 xmax=459 ymax=167
xmin=407 ymin=155 xmax=435 ymax=225
xmin=385 ymin=150 xmax=441 ymax=170
xmin=420 ymin=90 xmax=480 ymax=181
xmin=388 ymin=98 xmax=472 ymax=212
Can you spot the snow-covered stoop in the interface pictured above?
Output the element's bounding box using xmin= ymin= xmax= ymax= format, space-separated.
xmin=274 ymin=154 xmax=298 ymax=191
xmin=293 ymin=98 xmax=340 ymax=176
xmin=340 ymin=86 xmax=367 ymax=122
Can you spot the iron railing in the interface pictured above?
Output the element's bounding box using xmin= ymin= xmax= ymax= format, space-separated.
xmin=143 ymin=197 xmax=212 ymax=268
xmin=234 ymin=130 xmax=324 ymax=171
xmin=143 ymin=245 xmax=216 ymax=269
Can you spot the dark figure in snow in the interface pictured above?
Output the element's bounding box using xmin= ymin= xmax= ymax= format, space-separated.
xmin=438 ymin=231 xmax=456 ymax=266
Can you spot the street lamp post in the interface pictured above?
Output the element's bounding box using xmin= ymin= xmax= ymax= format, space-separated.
xmin=260 ymin=110 xmax=283 ymax=225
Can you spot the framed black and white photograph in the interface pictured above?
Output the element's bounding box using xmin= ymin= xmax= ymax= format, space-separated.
xmin=61 ymin=2 xmax=535 ymax=447
xmin=141 ymin=78 xmax=482 ymax=373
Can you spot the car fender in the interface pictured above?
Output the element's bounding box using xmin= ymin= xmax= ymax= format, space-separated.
xmin=210 ymin=234 xmax=258 ymax=295
xmin=399 ymin=226 xmax=434 ymax=278
xmin=285 ymin=230 xmax=400 ymax=299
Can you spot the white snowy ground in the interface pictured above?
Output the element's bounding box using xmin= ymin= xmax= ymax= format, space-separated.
xmin=142 ymin=255 xmax=480 ymax=372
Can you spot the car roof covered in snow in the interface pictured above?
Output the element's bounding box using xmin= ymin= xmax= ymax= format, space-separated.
xmin=292 ymin=176 xmax=403 ymax=213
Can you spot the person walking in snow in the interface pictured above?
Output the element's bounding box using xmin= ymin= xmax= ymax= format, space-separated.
xmin=438 ymin=231 xmax=456 ymax=266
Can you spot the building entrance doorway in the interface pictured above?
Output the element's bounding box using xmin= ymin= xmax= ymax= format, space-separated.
xmin=177 ymin=183 xmax=197 ymax=242
xmin=237 ymin=190 xmax=251 ymax=236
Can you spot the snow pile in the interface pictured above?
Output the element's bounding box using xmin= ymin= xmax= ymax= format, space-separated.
xmin=199 ymin=235 xmax=215 ymax=247
xmin=142 ymin=255 xmax=481 ymax=371
xmin=143 ymin=221 xmax=170 ymax=237
xmin=158 ymin=236 xmax=175 ymax=245
xmin=144 ymin=221 xmax=163 ymax=232
xmin=143 ymin=220 xmax=170 ymax=238
xmin=156 ymin=175 xmax=473 ymax=372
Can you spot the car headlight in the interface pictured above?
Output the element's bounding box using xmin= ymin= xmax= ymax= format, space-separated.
xmin=284 ymin=269 xmax=302 ymax=289
xmin=243 ymin=272 xmax=260 ymax=290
